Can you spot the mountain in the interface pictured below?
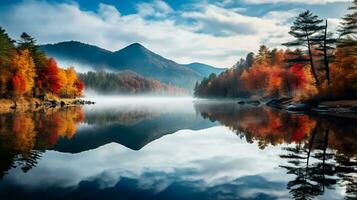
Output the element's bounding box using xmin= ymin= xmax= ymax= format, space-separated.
xmin=185 ymin=62 xmax=226 ymax=77
xmin=41 ymin=41 xmax=207 ymax=88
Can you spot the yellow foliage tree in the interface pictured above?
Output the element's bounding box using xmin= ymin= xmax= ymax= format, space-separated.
xmin=10 ymin=49 xmax=36 ymax=96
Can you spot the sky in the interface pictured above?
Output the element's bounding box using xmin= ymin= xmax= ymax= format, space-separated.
xmin=0 ymin=0 xmax=353 ymax=68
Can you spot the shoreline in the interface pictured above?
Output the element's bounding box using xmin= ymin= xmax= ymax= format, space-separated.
xmin=0 ymin=98 xmax=95 ymax=114
xmin=265 ymin=98 xmax=357 ymax=119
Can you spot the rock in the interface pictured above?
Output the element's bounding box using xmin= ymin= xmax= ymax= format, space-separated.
xmin=237 ymin=101 xmax=245 ymax=105
xmin=247 ymin=100 xmax=261 ymax=106
xmin=287 ymin=103 xmax=312 ymax=111
xmin=41 ymin=101 xmax=52 ymax=107
xmin=266 ymin=97 xmax=292 ymax=109
xmin=312 ymin=105 xmax=329 ymax=112
xmin=50 ymin=100 xmax=59 ymax=108
xmin=73 ymin=99 xmax=84 ymax=105
xmin=10 ymin=102 xmax=17 ymax=110
xmin=73 ymin=99 xmax=95 ymax=105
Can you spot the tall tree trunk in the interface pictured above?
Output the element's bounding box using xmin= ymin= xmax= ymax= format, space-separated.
xmin=323 ymin=20 xmax=330 ymax=84
xmin=322 ymin=127 xmax=329 ymax=191
xmin=307 ymin=37 xmax=320 ymax=86
xmin=307 ymin=127 xmax=316 ymax=168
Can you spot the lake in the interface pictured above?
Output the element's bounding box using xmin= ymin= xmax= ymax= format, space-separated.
xmin=0 ymin=97 xmax=356 ymax=200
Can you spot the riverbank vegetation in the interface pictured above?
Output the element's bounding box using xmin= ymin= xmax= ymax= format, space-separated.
xmin=0 ymin=28 xmax=84 ymax=104
xmin=194 ymin=2 xmax=357 ymax=103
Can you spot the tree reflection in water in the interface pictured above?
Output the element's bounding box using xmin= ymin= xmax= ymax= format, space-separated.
xmin=194 ymin=100 xmax=357 ymax=200
xmin=0 ymin=106 xmax=84 ymax=178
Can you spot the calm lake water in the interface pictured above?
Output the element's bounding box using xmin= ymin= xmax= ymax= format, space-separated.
xmin=0 ymin=97 xmax=356 ymax=200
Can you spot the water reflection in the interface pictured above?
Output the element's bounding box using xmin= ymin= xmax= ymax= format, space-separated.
xmin=194 ymin=100 xmax=357 ymax=200
xmin=0 ymin=98 xmax=356 ymax=200
xmin=0 ymin=106 xmax=84 ymax=178
xmin=54 ymin=97 xmax=217 ymax=152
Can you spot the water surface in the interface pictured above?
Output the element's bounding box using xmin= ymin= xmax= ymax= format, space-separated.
xmin=0 ymin=97 xmax=356 ymax=200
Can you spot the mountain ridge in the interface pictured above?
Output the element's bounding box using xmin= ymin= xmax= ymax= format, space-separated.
xmin=40 ymin=41 xmax=224 ymax=88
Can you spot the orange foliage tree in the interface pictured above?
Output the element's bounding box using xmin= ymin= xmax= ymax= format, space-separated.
xmin=10 ymin=49 xmax=36 ymax=97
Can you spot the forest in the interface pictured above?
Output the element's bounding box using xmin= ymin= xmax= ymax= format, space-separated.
xmin=79 ymin=70 xmax=186 ymax=95
xmin=194 ymin=2 xmax=357 ymax=102
xmin=0 ymin=28 xmax=84 ymax=100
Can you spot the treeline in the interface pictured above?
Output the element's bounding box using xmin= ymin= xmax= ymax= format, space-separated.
xmin=79 ymin=70 xmax=186 ymax=95
xmin=0 ymin=28 xmax=84 ymax=100
xmin=195 ymin=2 xmax=357 ymax=101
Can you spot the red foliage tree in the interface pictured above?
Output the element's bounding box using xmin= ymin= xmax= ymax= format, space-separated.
xmin=37 ymin=58 xmax=62 ymax=95
xmin=12 ymin=73 xmax=26 ymax=95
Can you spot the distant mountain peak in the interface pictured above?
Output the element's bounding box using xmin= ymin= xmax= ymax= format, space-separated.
xmin=119 ymin=42 xmax=147 ymax=51
xmin=127 ymin=42 xmax=145 ymax=48
xmin=40 ymin=40 xmax=226 ymax=88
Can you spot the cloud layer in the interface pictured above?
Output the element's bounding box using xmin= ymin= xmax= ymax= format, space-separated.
xmin=0 ymin=0 xmax=347 ymax=67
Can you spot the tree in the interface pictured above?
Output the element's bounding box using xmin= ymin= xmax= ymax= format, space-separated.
xmin=337 ymin=0 xmax=357 ymax=56
xmin=256 ymin=45 xmax=270 ymax=65
xmin=0 ymin=27 xmax=14 ymax=97
xmin=37 ymin=58 xmax=61 ymax=95
xmin=338 ymin=0 xmax=357 ymax=39
xmin=0 ymin=27 xmax=14 ymax=67
xmin=10 ymin=50 xmax=36 ymax=97
xmin=283 ymin=10 xmax=325 ymax=86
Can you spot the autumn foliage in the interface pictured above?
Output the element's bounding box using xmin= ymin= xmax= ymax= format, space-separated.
xmin=194 ymin=47 xmax=320 ymax=100
xmin=195 ymin=3 xmax=357 ymax=101
xmin=0 ymin=29 xmax=84 ymax=99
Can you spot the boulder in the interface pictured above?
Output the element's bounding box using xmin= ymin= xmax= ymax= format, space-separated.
xmin=237 ymin=101 xmax=245 ymax=105
xmin=247 ymin=100 xmax=261 ymax=106
xmin=287 ymin=103 xmax=311 ymax=111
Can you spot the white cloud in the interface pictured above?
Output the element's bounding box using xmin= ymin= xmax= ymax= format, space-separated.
xmin=244 ymin=0 xmax=352 ymax=4
xmin=98 ymin=3 xmax=121 ymax=23
xmin=0 ymin=1 xmax=297 ymax=68
xmin=136 ymin=0 xmax=173 ymax=17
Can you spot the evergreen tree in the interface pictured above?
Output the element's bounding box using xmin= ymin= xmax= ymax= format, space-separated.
xmin=313 ymin=20 xmax=336 ymax=84
xmin=338 ymin=0 xmax=357 ymax=56
xmin=0 ymin=27 xmax=14 ymax=67
xmin=17 ymin=32 xmax=47 ymax=69
xmin=339 ymin=0 xmax=357 ymax=38
xmin=0 ymin=27 xmax=15 ymax=97
xmin=283 ymin=10 xmax=325 ymax=86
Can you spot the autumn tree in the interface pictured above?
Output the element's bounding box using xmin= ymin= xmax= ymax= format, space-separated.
xmin=37 ymin=58 xmax=62 ymax=96
xmin=10 ymin=50 xmax=36 ymax=97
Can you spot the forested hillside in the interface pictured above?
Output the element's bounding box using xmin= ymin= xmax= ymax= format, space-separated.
xmin=79 ymin=71 xmax=186 ymax=95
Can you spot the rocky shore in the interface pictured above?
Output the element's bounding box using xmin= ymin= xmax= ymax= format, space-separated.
xmin=238 ymin=98 xmax=357 ymax=119
xmin=0 ymin=98 xmax=95 ymax=114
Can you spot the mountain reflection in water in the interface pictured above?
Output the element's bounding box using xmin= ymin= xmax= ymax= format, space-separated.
xmin=0 ymin=98 xmax=356 ymax=200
